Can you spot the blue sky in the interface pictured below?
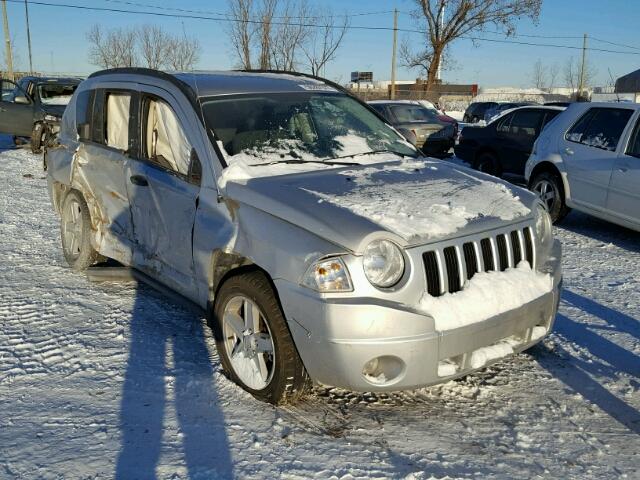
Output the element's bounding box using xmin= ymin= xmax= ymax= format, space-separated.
xmin=4 ymin=0 xmax=640 ymax=87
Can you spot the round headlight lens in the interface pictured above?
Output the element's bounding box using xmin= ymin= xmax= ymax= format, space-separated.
xmin=363 ymin=240 xmax=405 ymax=288
xmin=534 ymin=203 xmax=552 ymax=244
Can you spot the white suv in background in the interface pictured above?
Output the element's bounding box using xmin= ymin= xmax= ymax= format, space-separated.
xmin=525 ymin=102 xmax=640 ymax=231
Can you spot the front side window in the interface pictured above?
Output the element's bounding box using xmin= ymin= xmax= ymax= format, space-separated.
xmin=142 ymin=97 xmax=192 ymax=175
xmin=105 ymin=93 xmax=131 ymax=151
xmin=566 ymin=107 xmax=633 ymax=152
xmin=200 ymin=92 xmax=417 ymax=166
xmin=38 ymin=83 xmax=77 ymax=106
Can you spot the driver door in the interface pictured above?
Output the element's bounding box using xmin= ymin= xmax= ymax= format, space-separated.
xmin=0 ymin=79 xmax=34 ymax=136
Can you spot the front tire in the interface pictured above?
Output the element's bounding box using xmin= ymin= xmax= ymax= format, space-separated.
xmin=530 ymin=171 xmax=571 ymax=223
xmin=211 ymin=271 xmax=309 ymax=404
xmin=31 ymin=122 xmax=44 ymax=154
xmin=60 ymin=190 xmax=101 ymax=270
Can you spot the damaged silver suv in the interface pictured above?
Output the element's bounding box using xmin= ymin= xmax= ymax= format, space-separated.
xmin=47 ymin=68 xmax=562 ymax=404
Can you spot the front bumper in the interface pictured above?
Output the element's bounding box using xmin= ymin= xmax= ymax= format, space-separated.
xmin=277 ymin=242 xmax=562 ymax=392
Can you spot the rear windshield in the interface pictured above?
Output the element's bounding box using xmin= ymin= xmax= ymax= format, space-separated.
xmin=38 ymin=83 xmax=78 ymax=106
xmin=200 ymin=92 xmax=417 ymax=165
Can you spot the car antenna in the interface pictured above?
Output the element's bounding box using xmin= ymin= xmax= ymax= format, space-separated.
xmin=608 ymin=68 xmax=621 ymax=103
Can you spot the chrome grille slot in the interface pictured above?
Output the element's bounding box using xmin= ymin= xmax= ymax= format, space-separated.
xmin=421 ymin=224 xmax=537 ymax=297
xmin=496 ymin=234 xmax=509 ymax=271
xmin=443 ymin=246 xmax=461 ymax=293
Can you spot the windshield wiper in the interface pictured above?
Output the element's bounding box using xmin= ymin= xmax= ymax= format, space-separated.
xmin=332 ymin=149 xmax=414 ymax=160
xmin=252 ymin=158 xmax=361 ymax=167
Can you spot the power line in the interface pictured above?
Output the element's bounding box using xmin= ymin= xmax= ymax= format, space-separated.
xmin=8 ymin=0 xmax=640 ymax=56
xmin=590 ymin=36 xmax=640 ymax=52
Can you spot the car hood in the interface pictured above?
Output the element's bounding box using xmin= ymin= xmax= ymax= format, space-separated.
xmin=223 ymin=158 xmax=536 ymax=253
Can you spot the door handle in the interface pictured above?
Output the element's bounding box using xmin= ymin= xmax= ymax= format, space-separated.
xmin=130 ymin=175 xmax=148 ymax=186
xmin=564 ymin=147 xmax=574 ymax=155
xmin=618 ymin=167 xmax=629 ymax=173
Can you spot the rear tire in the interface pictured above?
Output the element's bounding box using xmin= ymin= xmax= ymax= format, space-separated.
xmin=60 ymin=190 xmax=101 ymax=270
xmin=530 ymin=171 xmax=571 ymax=223
xmin=211 ymin=271 xmax=309 ymax=404
xmin=474 ymin=152 xmax=501 ymax=177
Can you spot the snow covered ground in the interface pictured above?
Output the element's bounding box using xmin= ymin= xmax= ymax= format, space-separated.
xmin=0 ymin=142 xmax=638 ymax=479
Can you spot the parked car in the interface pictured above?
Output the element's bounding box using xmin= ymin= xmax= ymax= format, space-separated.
xmin=48 ymin=68 xmax=561 ymax=404
xmin=484 ymin=102 xmax=536 ymax=123
xmin=526 ymin=102 xmax=640 ymax=230
xmin=412 ymin=99 xmax=459 ymax=126
xmin=368 ymin=100 xmax=456 ymax=156
xmin=455 ymin=106 xmax=565 ymax=177
xmin=0 ymin=76 xmax=81 ymax=153
xmin=463 ymin=101 xmax=498 ymax=123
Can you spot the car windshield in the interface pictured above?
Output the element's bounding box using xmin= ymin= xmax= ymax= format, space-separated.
xmin=200 ymin=92 xmax=417 ymax=166
xmin=38 ymin=83 xmax=78 ymax=106
xmin=390 ymin=104 xmax=439 ymax=123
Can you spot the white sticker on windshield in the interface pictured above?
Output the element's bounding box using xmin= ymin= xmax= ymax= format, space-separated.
xmin=298 ymin=84 xmax=337 ymax=92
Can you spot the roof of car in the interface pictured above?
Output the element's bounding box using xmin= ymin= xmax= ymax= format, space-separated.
xmin=20 ymin=76 xmax=82 ymax=84
xmin=89 ymin=68 xmax=344 ymax=98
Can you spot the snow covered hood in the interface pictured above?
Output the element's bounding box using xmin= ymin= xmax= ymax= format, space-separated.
xmin=223 ymin=159 xmax=536 ymax=253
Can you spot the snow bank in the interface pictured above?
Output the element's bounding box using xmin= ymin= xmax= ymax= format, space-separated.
xmin=304 ymin=162 xmax=530 ymax=242
xmin=420 ymin=262 xmax=553 ymax=331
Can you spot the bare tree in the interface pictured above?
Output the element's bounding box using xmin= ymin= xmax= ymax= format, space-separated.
xmin=87 ymin=24 xmax=137 ymax=68
xmin=271 ymin=0 xmax=312 ymax=71
xmin=564 ymin=56 xmax=597 ymax=95
xmin=257 ymin=0 xmax=278 ymax=69
xmin=138 ymin=25 xmax=171 ymax=69
xmin=531 ymin=59 xmax=548 ymax=89
xmin=548 ymin=62 xmax=559 ymax=89
xmin=405 ymin=0 xmax=542 ymax=89
xmin=227 ymin=0 xmax=254 ymax=69
xmin=302 ymin=9 xmax=349 ymax=76
xmin=165 ymin=35 xmax=201 ymax=71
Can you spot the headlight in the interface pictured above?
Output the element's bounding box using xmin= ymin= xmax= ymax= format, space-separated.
xmin=363 ymin=239 xmax=405 ymax=288
xmin=534 ymin=203 xmax=552 ymax=242
xmin=302 ymin=257 xmax=352 ymax=292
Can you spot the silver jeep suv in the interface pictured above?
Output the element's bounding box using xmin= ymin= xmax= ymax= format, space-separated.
xmin=47 ymin=68 xmax=562 ymax=404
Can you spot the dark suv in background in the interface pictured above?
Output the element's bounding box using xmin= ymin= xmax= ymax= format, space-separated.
xmin=0 ymin=76 xmax=81 ymax=153
xmin=455 ymin=106 xmax=564 ymax=177
xmin=462 ymin=101 xmax=498 ymax=123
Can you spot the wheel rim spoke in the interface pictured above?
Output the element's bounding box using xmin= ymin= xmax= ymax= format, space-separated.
xmin=224 ymin=311 xmax=245 ymax=339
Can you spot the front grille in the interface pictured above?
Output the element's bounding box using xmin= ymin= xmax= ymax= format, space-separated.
xmin=422 ymin=226 xmax=535 ymax=297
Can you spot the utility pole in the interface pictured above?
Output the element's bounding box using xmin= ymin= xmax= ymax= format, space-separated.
xmin=578 ymin=33 xmax=588 ymax=100
xmin=390 ymin=8 xmax=398 ymax=100
xmin=1 ymin=0 xmax=13 ymax=81
xmin=436 ymin=0 xmax=445 ymax=82
xmin=24 ymin=0 xmax=33 ymax=74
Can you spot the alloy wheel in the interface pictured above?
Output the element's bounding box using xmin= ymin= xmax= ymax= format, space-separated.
xmin=533 ymin=179 xmax=557 ymax=211
xmin=62 ymin=198 xmax=84 ymax=259
xmin=222 ymin=295 xmax=275 ymax=390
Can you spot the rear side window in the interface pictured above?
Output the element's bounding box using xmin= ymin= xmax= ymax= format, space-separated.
xmin=76 ymin=90 xmax=95 ymax=141
xmin=566 ymin=108 xmax=633 ymax=152
xmin=541 ymin=110 xmax=561 ymax=129
xmin=626 ymin=119 xmax=640 ymax=158
xmin=508 ymin=110 xmax=543 ymax=136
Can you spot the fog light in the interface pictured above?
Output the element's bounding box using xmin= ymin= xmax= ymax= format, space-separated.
xmin=362 ymin=355 xmax=405 ymax=385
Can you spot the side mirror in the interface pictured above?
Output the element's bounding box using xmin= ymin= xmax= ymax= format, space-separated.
xmin=188 ymin=148 xmax=202 ymax=186
xmin=77 ymin=122 xmax=91 ymax=140
xmin=14 ymin=95 xmax=30 ymax=105
xmin=397 ymin=127 xmax=418 ymax=147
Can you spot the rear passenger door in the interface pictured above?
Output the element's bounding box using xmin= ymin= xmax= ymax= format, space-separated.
xmin=74 ymin=87 xmax=136 ymax=261
xmin=0 ymin=79 xmax=34 ymax=136
xmin=497 ymin=109 xmax=545 ymax=174
xmin=126 ymin=88 xmax=202 ymax=297
xmin=561 ymin=107 xmax=634 ymax=211
xmin=607 ymin=113 xmax=640 ymax=224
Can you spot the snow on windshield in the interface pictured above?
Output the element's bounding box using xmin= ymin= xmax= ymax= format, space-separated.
xmin=420 ymin=262 xmax=553 ymax=331
xmin=301 ymin=160 xmax=531 ymax=242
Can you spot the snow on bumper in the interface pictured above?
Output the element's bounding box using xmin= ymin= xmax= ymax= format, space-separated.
xmin=276 ymin=242 xmax=562 ymax=392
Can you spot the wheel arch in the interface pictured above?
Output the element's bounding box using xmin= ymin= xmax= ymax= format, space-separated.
xmin=528 ymin=161 xmax=571 ymax=201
